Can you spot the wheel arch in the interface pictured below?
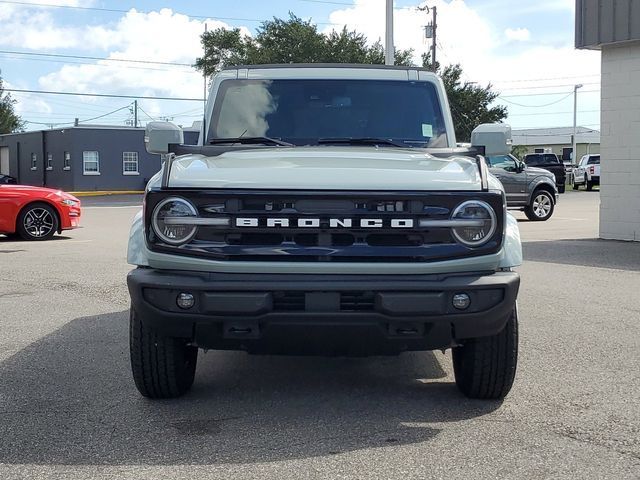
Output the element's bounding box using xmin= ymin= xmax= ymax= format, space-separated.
xmin=528 ymin=181 xmax=556 ymax=205
xmin=16 ymin=199 xmax=63 ymax=234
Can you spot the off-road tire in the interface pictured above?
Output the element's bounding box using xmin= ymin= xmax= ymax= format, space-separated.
xmin=452 ymin=306 xmax=518 ymax=400
xmin=524 ymin=190 xmax=554 ymax=221
xmin=129 ymin=306 xmax=198 ymax=398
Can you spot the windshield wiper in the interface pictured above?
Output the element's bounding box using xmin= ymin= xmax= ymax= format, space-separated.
xmin=317 ymin=137 xmax=408 ymax=148
xmin=209 ymin=136 xmax=294 ymax=147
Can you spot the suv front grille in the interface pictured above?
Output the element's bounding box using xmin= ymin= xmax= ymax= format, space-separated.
xmin=145 ymin=190 xmax=505 ymax=263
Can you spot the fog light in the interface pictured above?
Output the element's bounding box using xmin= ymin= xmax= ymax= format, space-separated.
xmin=177 ymin=292 xmax=195 ymax=309
xmin=452 ymin=293 xmax=471 ymax=310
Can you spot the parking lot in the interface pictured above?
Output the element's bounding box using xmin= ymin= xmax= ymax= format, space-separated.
xmin=0 ymin=190 xmax=639 ymax=479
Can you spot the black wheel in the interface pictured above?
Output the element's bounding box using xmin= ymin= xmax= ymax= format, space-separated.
xmin=524 ymin=190 xmax=554 ymax=221
xmin=452 ymin=306 xmax=518 ymax=400
xmin=17 ymin=202 xmax=59 ymax=240
xmin=129 ymin=306 xmax=198 ymax=398
xmin=585 ymin=175 xmax=593 ymax=191
xmin=558 ymin=184 xmax=565 ymax=194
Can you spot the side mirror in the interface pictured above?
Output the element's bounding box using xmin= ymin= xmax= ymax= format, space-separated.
xmin=145 ymin=122 xmax=184 ymax=155
xmin=471 ymin=123 xmax=512 ymax=156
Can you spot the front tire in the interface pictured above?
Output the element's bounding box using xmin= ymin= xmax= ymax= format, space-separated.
xmin=452 ymin=306 xmax=518 ymax=400
xmin=129 ymin=306 xmax=198 ymax=399
xmin=17 ymin=202 xmax=59 ymax=240
xmin=558 ymin=184 xmax=565 ymax=194
xmin=524 ymin=190 xmax=554 ymax=221
xmin=586 ymin=175 xmax=593 ymax=191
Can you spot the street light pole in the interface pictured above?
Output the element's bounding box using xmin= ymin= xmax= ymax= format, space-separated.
xmin=385 ymin=0 xmax=394 ymax=65
xmin=572 ymin=83 xmax=583 ymax=165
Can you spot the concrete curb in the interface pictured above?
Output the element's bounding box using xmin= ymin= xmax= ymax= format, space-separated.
xmin=69 ymin=190 xmax=144 ymax=197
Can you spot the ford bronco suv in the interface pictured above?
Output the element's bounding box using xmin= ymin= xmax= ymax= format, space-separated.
xmin=127 ymin=65 xmax=522 ymax=400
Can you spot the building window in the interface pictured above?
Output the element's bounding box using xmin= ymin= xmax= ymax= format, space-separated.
xmin=122 ymin=152 xmax=139 ymax=175
xmin=562 ymin=147 xmax=573 ymax=162
xmin=534 ymin=148 xmax=544 ymax=154
xmin=31 ymin=153 xmax=37 ymax=171
xmin=46 ymin=153 xmax=53 ymax=170
xmin=63 ymin=152 xmax=71 ymax=170
xmin=83 ymin=151 xmax=100 ymax=175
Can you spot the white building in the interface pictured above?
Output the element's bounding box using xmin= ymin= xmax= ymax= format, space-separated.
xmin=512 ymin=127 xmax=600 ymax=161
xmin=576 ymin=0 xmax=640 ymax=241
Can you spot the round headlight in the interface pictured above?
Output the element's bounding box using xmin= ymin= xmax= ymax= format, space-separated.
xmin=152 ymin=197 xmax=198 ymax=245
xmin=451 ymin=200 xmax=496 ymax=247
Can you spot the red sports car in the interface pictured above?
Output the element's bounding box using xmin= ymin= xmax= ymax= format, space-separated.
xmin=0 ymin=185 xmax=81 ymax=240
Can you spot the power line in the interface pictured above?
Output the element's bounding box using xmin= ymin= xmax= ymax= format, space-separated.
xmin=25 ymin=103 xmax=133 ymax=126
xmin=500 ymin=89 xmax=599 ymax=98
xmin=0 ymin=49 xmax=194 ymax=68
xmin=498 ymin=93 xmax=574 ymax=108
xmin=508 ymin=109 xmax=600 ymax=117
xmin=498 ymin=82 xmax=600 ymax=91
xmin=0 ymin=0 xmax=342 ymax=26
xmin=4 ymin=88 xmax=203 ymax=102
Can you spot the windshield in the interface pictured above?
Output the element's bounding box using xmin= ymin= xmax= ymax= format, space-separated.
xmin=208 ymin=79 xmax=448 ymax=148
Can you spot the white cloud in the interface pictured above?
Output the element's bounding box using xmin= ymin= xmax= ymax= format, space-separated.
xmin=505 ymin=27 xmax=531 ymax=42
xmin=38 ymin=9 xmax=247 ymax=101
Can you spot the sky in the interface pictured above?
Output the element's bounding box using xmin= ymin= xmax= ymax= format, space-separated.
xmin=0 ymin=0 xmax=601 ymax=133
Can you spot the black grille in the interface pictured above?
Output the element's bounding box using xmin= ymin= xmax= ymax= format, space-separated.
xmin=146 ymin=189 xmax=505 ymax=263
xmin=272 ymin=291 xmax=376 ymax=312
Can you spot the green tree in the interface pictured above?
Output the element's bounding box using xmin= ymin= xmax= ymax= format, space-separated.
xmin=440 ymin=64 xmax=507 ymax=142
xmin=0 ymin=75 xmax=23 ymax=134
xmin=195 ymin=14 xmax=415 ymax=75
xmin=511 ymin=145 xmax=528 ymax=160
xmin=195 ymin=15 xmax=507 ymax=143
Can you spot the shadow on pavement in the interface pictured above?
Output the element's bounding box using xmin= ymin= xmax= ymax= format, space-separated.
xmin=523 ymin=238 xmax=640 ymax=271
xmin=0 ymin=311 xmax=501 ymax=466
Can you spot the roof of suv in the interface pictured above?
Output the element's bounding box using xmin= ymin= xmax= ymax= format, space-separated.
xmin=222 ymin=63 xmax=431 ymax=72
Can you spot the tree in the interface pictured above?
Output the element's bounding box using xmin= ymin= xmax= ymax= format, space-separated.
xmin=440 ymin=65 xmax=507 ymax=142
xmin=511 ymin=145 xmax=528 ymax=160
xmin=0 ymin=75 xmax=23 ymax=134
xmin=195 ymin=14 xmax=415 ymax=75
xmin=195 ymin=15 xmax=506 ymax=143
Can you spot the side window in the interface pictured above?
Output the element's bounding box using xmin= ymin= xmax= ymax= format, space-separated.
xmin=83 ymin=151 xmax=100 ymax=175
xmin=122 ymin=152 xmax=139 ymax=175
xmin=31 ymin=153 xmax=37 ymax=171
xmin=488 ymin=155 xmax=517 ymax=172
xmin=63 ymin=152 xmax=71 ymax=170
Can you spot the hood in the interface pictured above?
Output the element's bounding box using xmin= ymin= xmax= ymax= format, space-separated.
xmin=525 ymin=166 xmax=555 ymax=177
xmin=0 ymin=184 xmax=79 ymax=201
xmin=165 ymin=146 xmax=484 ymax=191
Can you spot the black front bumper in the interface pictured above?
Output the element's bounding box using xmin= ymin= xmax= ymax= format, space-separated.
xmin=127 ymin=269 xmax=520 ymax=355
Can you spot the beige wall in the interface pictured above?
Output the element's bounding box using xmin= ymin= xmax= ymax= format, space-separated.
xmin=514 ymin=143 xmax=600 ymax=160
xmin=600 ymin=42 xmax=640 ymax=241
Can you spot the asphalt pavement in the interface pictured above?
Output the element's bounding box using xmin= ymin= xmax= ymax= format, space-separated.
xmin=0 ymin=190 xmax=638 ymax=479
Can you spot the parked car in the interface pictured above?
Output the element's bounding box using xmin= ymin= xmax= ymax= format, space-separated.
xmin=487 ymin=154 xmax=558 ymax=221
xmin=0 ymin=174 xmax=17 ymax=184
xmin=0 ymin=185 xmax=81 ymax=240
xmin=572 ymin=154 xmax=600 ymax=190
xmin=523 ymin=153 xmax=567 ymax=193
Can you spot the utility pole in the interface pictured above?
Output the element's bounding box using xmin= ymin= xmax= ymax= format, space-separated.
xmin=572 ymin=84 xmax=583 ymax=165
xmin=134 ymin=100 xmax=138 ymax=128
xmin=203 ymin=23 xmax=208 ymax=138
xmin=419 ymin=5 xmax=437 ymax=68
xmin=385 ymin=0 xmax=394 ymax=65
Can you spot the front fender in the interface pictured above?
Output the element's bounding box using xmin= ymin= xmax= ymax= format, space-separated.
xmin=127 ymin=209 xmax=149 ymax=266
xmin=498 ymin=212 xmax=522 ymax=268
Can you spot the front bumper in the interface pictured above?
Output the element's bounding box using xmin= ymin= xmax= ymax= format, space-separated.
xmin=128 ymin=269 xmax=519 ymax=355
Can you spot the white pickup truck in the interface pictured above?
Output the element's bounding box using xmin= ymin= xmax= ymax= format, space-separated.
xmin=572 ymin=154 xmax=600 ymax=190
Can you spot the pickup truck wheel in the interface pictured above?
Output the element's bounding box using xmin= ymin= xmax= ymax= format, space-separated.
xmin=572 ymin=178 xmax=580 ymax=190
xmin=558 ymin=184 xmax=565 ymax=194
xmin=452 ymin=306 xmax=518 ymax=400
xmin=585 ymin=175 xmax=593 ymax=191
xmin=524 ymin=190 xmax=554 ymax=221
xmin=129 ymin=306 xmax=198 ymax=398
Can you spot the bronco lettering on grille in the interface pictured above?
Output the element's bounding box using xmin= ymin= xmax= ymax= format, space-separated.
xmin=235 ymin=218 xmax=415 ymax=228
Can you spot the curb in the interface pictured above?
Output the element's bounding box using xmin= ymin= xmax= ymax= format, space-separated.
xmin=69 ymin=190 xmax=144 ymax=197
